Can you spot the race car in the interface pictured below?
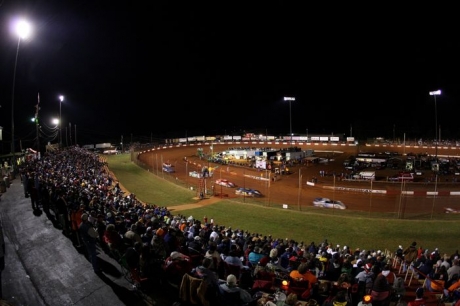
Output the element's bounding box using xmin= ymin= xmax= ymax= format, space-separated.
xmin=215 ymin=178 xmax=236 ymax=188
xmin=312 ymin=197 xmax=346 ymax=209
xmin=235 ymin=187 xmax=262 ymax=197
xmin=189 ymin=171 xmax=202 ymax=178
xmin=162 ymin=165 xmax=175 ymax=173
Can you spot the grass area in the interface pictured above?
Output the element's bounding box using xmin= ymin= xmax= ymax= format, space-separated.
xmin=105 ymin=153 xmax=460 ymax=255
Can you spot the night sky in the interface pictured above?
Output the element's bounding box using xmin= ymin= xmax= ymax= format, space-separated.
xmin=0 ymin=2 xmax=459 ymax=153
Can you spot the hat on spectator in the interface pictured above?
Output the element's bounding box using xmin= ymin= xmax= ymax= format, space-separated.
xmin=170 ymin=251 xmax=186 ymax=260
xmin=81 ymin=213 xmax=88 ymax=221
xmin=194 ymin=236 xmax=201 ymax=241
xmin=365 ymin=263 xmax=372 ymax=271
xmin=259 ymin=256 xmax=269 ymax=267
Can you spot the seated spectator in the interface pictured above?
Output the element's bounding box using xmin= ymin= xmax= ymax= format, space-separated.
xmin=205 ymin=242 xmax=222 ymax=272
xmin=370 ymin=274 xmax=392 ymax=305
xmin=408 ymin=287 xmax=426 ymax=306
xmin=248 ymin=246 xmax=265 ymax=267
xmin=150 ymin=235 xmax=167 ymax=260
xmin=253 ymin=256 xmax=274 ymax=280
xmin=379 ymin=264 xmax=396 ymax=286
xmin=448 ymin=259 xmax=460 ymax=282
xmin=355 ymin=263 xmax=375 ymax=301
xmin=425 ymin=270 xmax=446 ymax=292
xmin=225 ymin=245 xmax=246 ymax=269
xmin=218 ymin=274 xmax=252 ymax=305
xmin=191 ymin=257 xmax=221 ymax=305
xmin=324 ymin=289 xmax=351 ymax=306
xmin=124 ymin=224 xmax=142 ymax=245
xmin=124 ymin=241 xmax=142 ymax=270
xmin=267 ymin=248 xmax=286 ymax=272
xmin=289 ymin=261 xmax=318 ymax=300
xmin=141 ymin=227 xmax=154 ymax=246
xmin=163 ymin=251 xmax=194 ymax=288
xmin=284 ymin=293 xmax=304 ymax=306
xmin=187 ymin=235 xmax=204 ymax=255
xmin=280 ymin=247 xmax=294 ymax=270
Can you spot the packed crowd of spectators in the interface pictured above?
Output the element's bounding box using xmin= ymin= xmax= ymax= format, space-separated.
xmin=18 ymin=146 xmax=460 ymax=306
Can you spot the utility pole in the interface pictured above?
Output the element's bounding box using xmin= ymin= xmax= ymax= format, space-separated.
xmin=35 ymin=93 xmax=40 ymax=152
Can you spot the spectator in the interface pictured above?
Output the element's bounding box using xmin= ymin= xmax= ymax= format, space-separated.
xmin=103 ymin=223 xmax=124 ymax=257
xmin=403 ymin=242 xmax=419 ymax=272
xmin=124 ymin=224 xmax=142 ymax=245
xmin=248 ymin=246 xmax=264 ymax=267
xmin=124 ymin=241 xmax=142 ymax=270
xmin=379 ymin=264 xmax=397 ymax=286
xmin=408 ymin=287 xmax=426 ymax=306
xmin=204 ymin=242 xmax=222 ymax=272
xmin=218 ymin=274 xmax=252 ymax=305
xmin=79 ymin=213 xmax=101 ymax=274
xmin=448 ymin=259 xmax=460 ymax=281
xmin=56 ymin=190 xmax=71 ymax=236
xmin=163 ymin=251 xmax=193 ymax=288
xmin=355 ymin=263 xmax=375 ymax=301
xmin=370 ymin=274 xmax=392 ymax=305
xmin=224 ymin=245 xmax=246 ymax=269
xmin=289 ymin=262 xmax=318 ymax=299
xmin=0 ymin=223 xmax=5 ymax=299
xmin=324 ymin=289 xmax=351 ymax=306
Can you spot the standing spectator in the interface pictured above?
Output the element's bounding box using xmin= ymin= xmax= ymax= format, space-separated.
xmin=40 ymin=184 xmax=51 ymax=214
xmin=103 ymin=223 xmax=124 ymax=257
xmin=79 ymin=213 xmax=101 ymax=274
xmin=403 ymin=242 xmax=418 ymax=272
xmin=56 ymin=190 xmax=71 ymax=236
xmin=0 ymin=222 xmax=5 ymax=299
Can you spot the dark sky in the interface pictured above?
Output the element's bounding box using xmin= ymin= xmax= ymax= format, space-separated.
xmin=1 ymin=2 xmax=459 ymax=152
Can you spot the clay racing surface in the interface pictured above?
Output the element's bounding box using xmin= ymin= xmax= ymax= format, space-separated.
xmin=138 ymin=143 xmax=460 ymax=215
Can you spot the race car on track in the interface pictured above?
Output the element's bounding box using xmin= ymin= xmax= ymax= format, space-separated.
xmin=235 ymin=187 xmax=262 ymax=197
xmin=162 ymin=165 xmax=175 ymax=173
xmin=312 ymin=197 xmax=346 ymax=209
xmin=189 ymin=171 xmax=202 ymax=178
xmin=215 ymin=178 xmax=236 ymax=188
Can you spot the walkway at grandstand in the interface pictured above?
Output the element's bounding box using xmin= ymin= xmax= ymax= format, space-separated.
xmin=0 ymin=177 xmax=170 ymax=306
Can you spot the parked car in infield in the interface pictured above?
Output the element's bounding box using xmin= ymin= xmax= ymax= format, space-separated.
xmin=215 ymin=178 xmax=236 ymax=188
xmin=312 ymin=197 xmax=346 ymax=209
xmin=235 ymin=187 xmax=262 ymax=197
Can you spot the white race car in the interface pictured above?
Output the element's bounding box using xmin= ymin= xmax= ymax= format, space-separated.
xmin=312 ymin=197 xmax=346 ymax=209
xmin=189 ymin=171 xmax=202 ymax=178
xmin=215 ymin=179 xmax=236 ymax=188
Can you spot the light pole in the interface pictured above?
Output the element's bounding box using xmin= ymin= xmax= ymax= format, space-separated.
xmin=59 ymin=95 xmax=64 ymax=148
xmin=429 ymin=90 xmax=441 ymax=160
xmin=284 ymin=96 xmax=295 ymax=143
xmin=11 ymin=19 xmax=31 ymax=165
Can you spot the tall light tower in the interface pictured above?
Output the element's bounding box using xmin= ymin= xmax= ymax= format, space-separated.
xmin=59 ymin=95 xmax=64 ymax=148
xmin=11 ymin=19 xmax=31 ymax=165
xmin=429 ymin=90 xmax=441 ymax=161
xmin=284 ymin=96 xmax=295 ymax=143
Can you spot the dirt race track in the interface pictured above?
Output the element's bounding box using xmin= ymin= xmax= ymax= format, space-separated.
xmin=137 ymin=142 xmax=460 ymax=217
